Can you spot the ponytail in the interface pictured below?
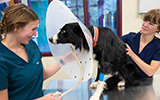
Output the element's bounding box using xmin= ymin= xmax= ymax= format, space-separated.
xmin=0 ymin=11 xmax=4 ymax=39
xmin=0 ymin=21 xmax=4 ymax=40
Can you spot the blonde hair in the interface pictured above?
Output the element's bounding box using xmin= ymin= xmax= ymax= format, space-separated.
xmin=143 ymin=9 xmax=160 ymax=33
xmin=0 ymin=3 xmax=40 ymax=39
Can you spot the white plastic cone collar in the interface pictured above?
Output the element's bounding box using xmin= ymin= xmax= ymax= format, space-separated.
xmin=46 ymin=0 xmax=93 ymax=82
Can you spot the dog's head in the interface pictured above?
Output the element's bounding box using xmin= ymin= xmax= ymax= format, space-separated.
xmin=49 ymin=22 xmax=89 ymax=52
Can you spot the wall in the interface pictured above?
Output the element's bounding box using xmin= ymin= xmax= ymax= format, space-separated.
xmin=122 ymin=0 xmax=142 ymax=35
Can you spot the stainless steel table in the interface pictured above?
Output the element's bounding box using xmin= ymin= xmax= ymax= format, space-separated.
xmin=44 ymin=75 xmax=160 ymax=100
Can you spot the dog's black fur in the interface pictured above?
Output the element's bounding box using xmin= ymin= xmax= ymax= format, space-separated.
xmin=49 ymin=22 xmax=140 ymax=91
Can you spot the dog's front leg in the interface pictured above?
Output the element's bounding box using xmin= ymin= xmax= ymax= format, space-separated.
xmin=95 ymin=67 xmax=101 ymax=81
xmin=90 ymin=81 xmax=106 ymax=100
xmin=90 ymin=67 xmax=101 ymax=90
xmin=90 ymin=61 xmax=112 ymax=91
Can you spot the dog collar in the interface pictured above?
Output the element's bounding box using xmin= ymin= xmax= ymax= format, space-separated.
xmin=93 ymin=27 xmax=99 ymax=48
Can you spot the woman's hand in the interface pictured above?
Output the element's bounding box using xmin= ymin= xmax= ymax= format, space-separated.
xmin=62 ymin=51 xmax=80 ymax=64
xmin=126 ymin=44 xmax=135 ymax=58
xmin=35 ymin=93 xmax=62 ymax=100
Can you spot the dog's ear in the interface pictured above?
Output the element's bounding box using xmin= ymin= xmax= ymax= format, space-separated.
xmin=73 ymin=23 xmax=83 ymax=35
xmin=72 ymin=22 xmax=90 ymax=52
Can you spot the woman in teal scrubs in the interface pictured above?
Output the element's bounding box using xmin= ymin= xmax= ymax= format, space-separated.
xmin=121 ymin=9 xmax=160 ymax=78
xmin=0 ymin=3 xmax=63 ymax=100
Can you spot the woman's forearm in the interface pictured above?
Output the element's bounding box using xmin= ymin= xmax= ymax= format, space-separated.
xmin=126 ymin=44 xmax=160 ymax=77
xmin=43 ymin=63 xmax=61 ymax=80
xmin=130 ymin=53 xmax=154 ymax=76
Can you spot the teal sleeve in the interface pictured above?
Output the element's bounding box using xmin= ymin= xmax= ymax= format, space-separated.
xmin=0 ymin=61 xmax=8 ymax=90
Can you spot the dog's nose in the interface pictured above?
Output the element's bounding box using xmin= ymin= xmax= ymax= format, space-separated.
xmin=49 ymin=38 xmax=53 ymax=43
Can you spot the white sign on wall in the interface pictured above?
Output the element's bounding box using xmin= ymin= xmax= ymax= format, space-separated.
xmin=139 ymin=0 xmax=160 ymax=13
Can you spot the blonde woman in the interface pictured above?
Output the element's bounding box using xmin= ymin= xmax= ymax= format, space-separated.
xmin=0 ymin=3 xmax=64 ymax=100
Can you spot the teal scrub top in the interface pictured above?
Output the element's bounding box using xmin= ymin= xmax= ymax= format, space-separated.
xmin=121 ymin=32 xmax=160 ymax=77
xmin=0 ymin=40 xmax=43 ymax=100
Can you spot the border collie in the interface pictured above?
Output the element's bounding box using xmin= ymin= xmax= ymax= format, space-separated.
xmin=49 ymin=22 xmax=140 ymax=100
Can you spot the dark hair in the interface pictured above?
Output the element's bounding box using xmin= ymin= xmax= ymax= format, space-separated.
xmin=0 ymin=3 xmax=40 ymax=39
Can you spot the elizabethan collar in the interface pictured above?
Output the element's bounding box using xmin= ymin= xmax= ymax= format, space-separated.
xmin=46 ymin=0 xmax=93 ymax=82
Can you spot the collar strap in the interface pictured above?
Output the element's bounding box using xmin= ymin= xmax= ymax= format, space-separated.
xmin=93 ymin=27 xmax=99 ymax=48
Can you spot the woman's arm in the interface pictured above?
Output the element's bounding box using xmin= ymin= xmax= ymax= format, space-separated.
xmin=43 ymin=52 xmax=78 ymax=80
xmin=126 ymin=44 xmax=160 ymax=76
xmin=43 ymin=63 xmax=60 ymax=81
xmin=34 ymin=92 xmax=62 ymax=100
xmin=0 ymin=89 xmax=8 ymax=100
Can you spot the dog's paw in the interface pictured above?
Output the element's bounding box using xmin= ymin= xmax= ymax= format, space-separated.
xmin=90 ymin=82 xmax=98 ymax=91
xmin=117 ymin=80 xmax=125 ymax=90
xmin=90 ymin=81 xmax=106 ymax=100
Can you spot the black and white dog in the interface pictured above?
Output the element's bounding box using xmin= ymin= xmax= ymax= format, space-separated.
xmin=49 ymin=22 xmax=140 ymax=100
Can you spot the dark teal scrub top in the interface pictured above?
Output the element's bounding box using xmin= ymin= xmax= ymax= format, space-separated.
xmin=121 ymin=32 xmax=160 ymax=77
xmin=0 ymin=40 xmax=43 ymax=100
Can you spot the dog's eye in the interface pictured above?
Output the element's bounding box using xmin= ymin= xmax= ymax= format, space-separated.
xmin=61 ymin=30 xmax=65 ymax=34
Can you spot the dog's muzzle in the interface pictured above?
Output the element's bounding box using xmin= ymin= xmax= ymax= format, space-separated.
xmin=49 ymin=38 xmax=53 ymax=43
